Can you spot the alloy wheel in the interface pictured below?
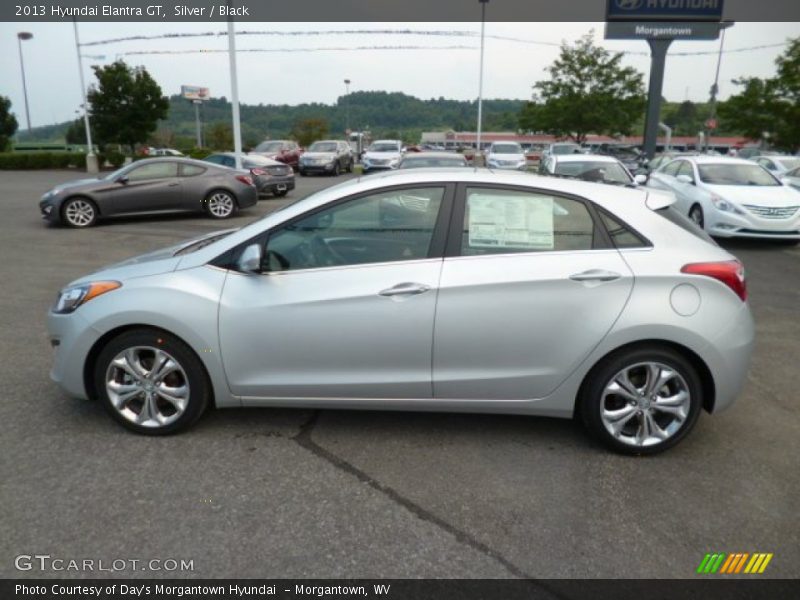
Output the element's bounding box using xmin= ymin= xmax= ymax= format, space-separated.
xmin=64 ymin=199 xmax=96 ymax=227
xmin=207 ymin=192 xmax=235 ymax=218
xmin=599 ymin=362 xmax=691 ymax=448
xmin=105 ymin=346 xmax=190 ymax=428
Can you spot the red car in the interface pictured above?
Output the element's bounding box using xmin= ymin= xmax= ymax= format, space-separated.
xmin=249 ymin=140 xmax=304 ymax=170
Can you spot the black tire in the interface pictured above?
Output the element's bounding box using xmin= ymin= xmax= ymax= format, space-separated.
xmin=299 ymin=169 xmax=307 ymax=177
xmin=689 ymin=204 xmax=705 ymax=229
xmin=204 ymin=189 xmax=237 ymax=219
xmin=94 ymin=329 xmax=211 ymax=435
xmin=61 ymin=196 xmax=98 ymax=228
xmin=579 ymin=346 xmax=703 ymax=455
xmin=333 ymin=162 xmax=341 ymax=176
xmin=346 ymin=159 xmax=353 ymax=173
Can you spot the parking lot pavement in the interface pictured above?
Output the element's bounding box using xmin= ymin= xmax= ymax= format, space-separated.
xmin=1 ymin=169 xmax=798 ymax=579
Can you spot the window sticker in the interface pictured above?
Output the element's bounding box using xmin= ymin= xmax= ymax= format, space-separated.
xmin=467 ymin=193 xmax=555 ymax=250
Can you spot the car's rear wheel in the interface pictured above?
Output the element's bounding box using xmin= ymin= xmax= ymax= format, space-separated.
xmin=62 ymin=197 xmax=97 ymax=228
xmin=205 ymin=190 xmax=236 ymax=219
xmin=689 ymin=204 xmax=705 ymax=229
xmin=579 ymin=346 xmax=703 ymax=455
xmin=94 ymin=329 xmax=210 ymax=435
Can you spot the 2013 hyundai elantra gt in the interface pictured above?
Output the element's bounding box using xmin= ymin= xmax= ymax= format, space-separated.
xmin=47 ymin=169 xmax=754 ymax=454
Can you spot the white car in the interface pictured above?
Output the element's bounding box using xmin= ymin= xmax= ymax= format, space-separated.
xmin=751 ymin=155 xmax=800 ymax=176
xmin=648 ymin=156 xmax=800 ymax=242
xmin=541 ymin=153 xmax=646 ymax=186
xmin=362 ymin=140 xmax=403 ymax=173
xmin=486 ymin=142 xmax=527 ymax=170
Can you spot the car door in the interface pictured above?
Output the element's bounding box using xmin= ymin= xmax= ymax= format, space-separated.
xmin=218 ymin=184 xmax=454 ymax=400
xmin=105 ymin=161 xmax=182 ymax=215
xmin=432 ymin=185 xmax=633 ymax=400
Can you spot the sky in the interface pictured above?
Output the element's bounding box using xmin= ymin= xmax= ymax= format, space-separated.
xmin=1 ymin=21 xmax=798 ymax=130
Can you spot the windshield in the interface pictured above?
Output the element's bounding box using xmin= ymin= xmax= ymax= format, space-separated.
xmin=554 ymin=161 xmax=632 ymax=184
xmin=309 ymin=142 xmax=338 ymax=152
xmin=552 ymin=144 xmax=580 ymax=155
xmin=491 ymin=144 xmax=522 ymax=154
xmin=698 ymin=164 xmax=781 ymax=186
xmin=400 ymin=157 xmax=467 ymax=168
xmin=254 ymin=141 xmax=283 ymax=152
xmin=776 ymin=157 xmax=800 ymax=171
xmin=368 ymin=143 xmax=399 ymax=153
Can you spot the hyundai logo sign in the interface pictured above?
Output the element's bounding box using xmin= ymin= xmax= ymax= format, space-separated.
xmin=615 ymin=0 xmax=644 ymax=9
xmin=607 ymin=0 xmax=724 ymax=22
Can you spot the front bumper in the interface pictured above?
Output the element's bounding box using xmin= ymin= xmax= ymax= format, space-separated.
xmin=300 ymin=161 xmax=338 ymax=173
xmin=47 ymin=310 xmax=102 ymax=400
xmin=706 ymin=208 xmax=800 ymax=240
xmin=39 ymin=198 xmax=61 ymax=223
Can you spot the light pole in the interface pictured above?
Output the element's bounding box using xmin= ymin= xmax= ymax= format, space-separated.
xmin=72 ymin=21 xmax=98 ymax=173
xmin=476 ymin=0 xmax=489 ymax=164
xmin=344 ymin=79 xmax=351 ymax=134
xmin=704 ymin=22 xmax=733 ymax=152
xmin=17 ymin=32 xmax=33 ymax=132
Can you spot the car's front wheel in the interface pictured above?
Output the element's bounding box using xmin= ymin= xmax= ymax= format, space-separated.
xmin=94 ymin=329 xmax=210 ymax=435
xmin=579 ymin=346 xmax=703 ymax=455
xmin=204 ymin=190 xmax=237 ymax=219
xmin=62 ymin=197 xmax=97 ymax=228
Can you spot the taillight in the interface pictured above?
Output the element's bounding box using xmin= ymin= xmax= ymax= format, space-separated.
xmin=235 ymin=175 xmax=254 ymax=186
xmin=681 ymin=260 xmax=747 ymax=301
xmin=251 ymin=168 xmax=266 ymax=176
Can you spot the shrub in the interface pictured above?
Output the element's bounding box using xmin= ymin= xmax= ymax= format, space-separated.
xmin=106 ymin=151 xmax=125 ymax=168
xmin=0 ymin=151 xmax=91 ymax=169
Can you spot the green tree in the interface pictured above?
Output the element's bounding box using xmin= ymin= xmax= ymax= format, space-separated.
xmin=719 ymin=37 xmax=800 ymax=151
xmin=0 ymin=96 xmax=19 ymax=151
xmin=65 ymin=118 xmax=91 ymax=145
xmin=87 ymin=60 xmax=169 ymax=150
xmin=519 ymin=33 xmax=645 ymax=143
xmin=207 ymin=122 xmax=233 ymax=150
xmin=290 ymin=117 xmax=329 ymax=147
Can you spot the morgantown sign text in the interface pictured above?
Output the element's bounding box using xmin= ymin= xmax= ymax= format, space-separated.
xmin=605 ymin=0 xmax=728 ymax=158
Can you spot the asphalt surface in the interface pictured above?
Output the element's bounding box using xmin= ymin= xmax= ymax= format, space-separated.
xmin=0 ymin=169 xmax=798 ymax=580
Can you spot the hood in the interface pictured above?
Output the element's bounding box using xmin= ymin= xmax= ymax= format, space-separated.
xmin=68 ymin=228 xmax=237 ymax=286
xmin=708 ymin=184 xmax=800 ymax=208
xmin=49 ymin=177 xmax=105 ymax=194
xmin=303 ymin=152 xmax=337 ymax=160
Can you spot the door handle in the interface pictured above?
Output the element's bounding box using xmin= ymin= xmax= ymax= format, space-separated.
xmin=167 ymin=182 xmax=180 ymax=187
xmin=379 ymin=283 xmax=431 ymax=297
xmin=569 ymin=269 xmax=621 ymax=282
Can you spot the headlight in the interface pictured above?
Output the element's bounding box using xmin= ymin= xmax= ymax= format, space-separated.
xmin=710 ymin=195 xmax=744 ymax=215
xmin=52 ymin=281 xmax=121 ymax=314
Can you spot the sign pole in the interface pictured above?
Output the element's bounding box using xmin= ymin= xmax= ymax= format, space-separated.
xmin=193 ymin=100 xmax=202 ymax=148
xmin=643 ymin=39 xmax=672 ymax=160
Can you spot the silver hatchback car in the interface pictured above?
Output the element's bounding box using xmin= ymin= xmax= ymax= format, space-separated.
xmin=47 ymin=170 xmax=754 ymax=454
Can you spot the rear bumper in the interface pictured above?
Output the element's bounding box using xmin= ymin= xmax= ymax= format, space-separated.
xmin=236 ymin=186 xmax=259 ymax=208
xmin=255 ymin=175 xmax=295 ymax=196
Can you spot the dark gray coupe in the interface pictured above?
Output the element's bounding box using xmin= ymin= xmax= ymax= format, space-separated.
xmin=39 ymin=157 xmax=258 ymax=228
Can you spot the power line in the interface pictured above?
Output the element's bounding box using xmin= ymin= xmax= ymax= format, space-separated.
xmin=122 ymin=45 xmax=477 ymax=56
xmin=78 ymin=28 xmax=790 ymax=57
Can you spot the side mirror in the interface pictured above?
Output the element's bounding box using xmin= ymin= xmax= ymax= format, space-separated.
xmin=236 ymin=243 xmax=263 ymax=274
xmin=676 ymin=174 xmax=694 ymax=185
xmin=634 ymin=174 xmax=648 ymax=185
xmin=117 ymin=176 xmax=129 ymax=185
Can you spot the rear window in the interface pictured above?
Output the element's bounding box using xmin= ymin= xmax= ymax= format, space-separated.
xmin=598 ymin=209 xmax=649 ymax=249
xmin=656 ymin=206 xmax=717 ymax=245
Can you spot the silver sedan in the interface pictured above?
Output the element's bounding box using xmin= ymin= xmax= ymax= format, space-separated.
xmin=47 ymin=169 xmax=754 ymax=454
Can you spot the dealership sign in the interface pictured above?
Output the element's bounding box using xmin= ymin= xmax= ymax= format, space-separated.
xmin=606 ymin=0 xmax=724 ymax=22
xmin=181 ymin=85 xmax=210 ymax=101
